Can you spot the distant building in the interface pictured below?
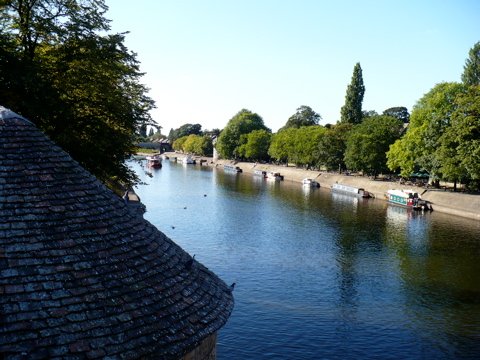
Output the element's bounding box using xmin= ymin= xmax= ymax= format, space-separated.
xmin=0 ymin=106 xmax=233 ymax=359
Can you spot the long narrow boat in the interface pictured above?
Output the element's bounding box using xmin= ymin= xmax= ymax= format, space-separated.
xmin=332 ymin=183 xmax=370 ymax=198
xmin=224 ymin=164 xmax=242 ymax=173
xmin=385 ymin=189 xmax=432 ymax=211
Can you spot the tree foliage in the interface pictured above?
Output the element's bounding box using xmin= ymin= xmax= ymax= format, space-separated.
xmin=237 ymin=129 xmax=272 ymax=161
xmin=439 ymin=85 xmax=480 ymax=183
xmin=340 ymin=63 xmax=365 ymax=125
xmin=462 ymin=41 xmax=480 ymax=86
xmin=279 ymin=105 xmax=321 ymax=131
xmin=345 ymin=115 xmax=403 ymax=176
xmin=168 ymin=123 xmax=202 ymax=142
xmin=216 ymin=109 xmax=269 ymax=159
xmin=386 ymin=82 xmax=465 ymax=179
xmin=0 ymin=0 xmax=155 ymax=187
xmin=172 ymin=134 xmax=213 ymax=156
xmin=316 ymin=123 xmax=353 ymax=171
xmin=383 ymin=106 xmax=410 ymax=123
xmin=269 ymin=126 xmax=326 ymax=168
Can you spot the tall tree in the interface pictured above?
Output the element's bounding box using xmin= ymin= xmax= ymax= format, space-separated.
xmin=462 ymin=41 xmax=480 ymax=86
xmin=316 ymin=123 xmax=353 ymax=171
xmin=386 ymin=82 xmax=466 ymax=179
xmin=438 ymin=85 xmax=480 ymax=188
xmin=340 ymin=63 xmax=365 ymax=125
xmin=238 ymin=129 xmax=272 ymax=161
xmin=216 ymin=109 xmax=269 ymax=159
xmin=344 ymin=115 xmax=403 ymax=176
xmin=279 ymin=105 xmax=321 ymax=130
xmin=0 ymin=0 xmax=155 ymax=187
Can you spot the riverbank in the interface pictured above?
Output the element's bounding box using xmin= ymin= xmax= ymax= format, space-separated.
xmin=160 ymin=152 xmax=480 ymax=221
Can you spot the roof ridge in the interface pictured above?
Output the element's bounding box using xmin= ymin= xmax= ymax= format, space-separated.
xmin=0 ymin=105 xmax=33 ymax=125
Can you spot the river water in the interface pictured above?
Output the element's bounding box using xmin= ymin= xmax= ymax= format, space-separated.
xmin=131 ymin=160 xmax=480 ymax=359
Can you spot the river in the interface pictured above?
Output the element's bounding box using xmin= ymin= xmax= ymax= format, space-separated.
xmin=131 ymin=159 xmax=480 ymax=359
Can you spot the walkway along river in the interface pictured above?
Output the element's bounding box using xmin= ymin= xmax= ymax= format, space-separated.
xmin=131 ymin=160 xmax=480 ymax=359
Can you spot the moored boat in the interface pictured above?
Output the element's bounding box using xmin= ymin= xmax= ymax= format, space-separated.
xmin=302 ymin=178 xmax=320 ymax=188
xmin=224 ymin=164 xmax=242 ymax=173
xmin=332 ymin=183 xmax=370 ymax=198
xmin=182 ymin=155 xmax=195 ymax=164
xmin=254 ymin=170 xmax=267 ymax=178
xmin=146 ymin=155 xmax=162 ymax=168
xmin=266 ymin=172 xmax=284 ymax=181
xmin=385 ymin=189 xmax=432 ymax=211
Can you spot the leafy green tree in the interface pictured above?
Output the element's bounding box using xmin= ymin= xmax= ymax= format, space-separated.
xmin=438 ymin=85 xmax=480 ymax=187
xmin=292 ymin=126 xmax=326 ymax=168
xmin=340 ymin=63 xmax=365 ymax=125
xmin=172 ymin=136 xmax=188 ymax=151
xmin=383 ymin=106 xmax=410 ymax=123
xmin=316 ymin=123 xmax=353 ymax=171
xmin=462 ymin=41 xmax=480 ymax=86
xmin=238 ymin=129 xmax=272 ymax=161
xmin=148 ymin=127 xmax=155 ymax=137
xmin=279 ymin=105 xmax=321 ymax=131
xmin=168 ymin=123 xmax=202 ymax=142
xmin=386 ymin=82 xmax=466 ymax=180
xmin=0 ymin=0 xmax=155 ymax=187
xmin=268 ymin=128 xmax=296 ymax=164
xmin=345 ymin=115 xmax=403 ymax=176
xmin=216 ymin=109 xmax=269 ymax=159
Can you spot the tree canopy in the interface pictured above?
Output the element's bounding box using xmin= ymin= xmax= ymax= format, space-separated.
xmin=345 ymin=115 xmax=403 ymax=176
xmin=462 ymin=41 xmax=480 ymax=86
xmin=168 ymin=123 xmax=203 ymax=142
xmin=279 ymin=105 xmax=321 ymax=130
xmin=0 ymin=0 xmax=155 ymax=187
xmin=383 ymin=107 xmax=410 ymax=123
xmin=386 ymin=82 xmax=466 ymax=178
xmin=340 ymin=63 xmax=365 ymax=125
xmin=215 ymin=109 xmax=269 ymax=159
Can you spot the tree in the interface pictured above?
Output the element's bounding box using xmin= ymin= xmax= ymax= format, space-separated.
xmin=438 ymin=85 xmax=480 ymax=188
xmin=386 ymin=82 xmax=466 ymax=180
xmin=316 ymin=123 xmax=353 ymax=171
xmin=383 ymin=107 xmax=410 ymax=123
xmin=148 ymin=127 xmax=155 ymax=137
xmin=0 ymin=0 xmax=155 ymax=187
xmin=292 ymin=126 xmax=326 ymax=168
xmin=344 ymin=115 xmax=403 ymax=176
xmin=268 ymin=128 xmax=296 ymax=164
xmin=462 ymin=41 xmax=480 ymax=86
xmin=238 ymin=129 xmax=272 ymax=161
xmin=168 ymin=123 xmax=202 ymax=142
xmin=216 ymin=109 xmax=269 ymax=159
xmin=340 ymin=63 xmax=365 ymax=125
xmin=279 ymin=105 xmax=321 ymax=130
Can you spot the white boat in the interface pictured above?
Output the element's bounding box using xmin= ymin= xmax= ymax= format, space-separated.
xmin=146 ymin=155 xmax=162 ymax=168
xmin=302 ymin=178 xmax=320 ymax=188
xmin=332 ymin=183 xmax=370 ymax=198
xmin=182 ymin=156 xmax=195 ymax=164
xmin=253 ymin=170 xmax=267 ymax=178
xmin=266 ymin=172 xmax=284 ymax=181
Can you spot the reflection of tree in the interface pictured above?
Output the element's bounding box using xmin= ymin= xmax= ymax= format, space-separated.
xmin=384 ymin=212 xmax=480 ymax=356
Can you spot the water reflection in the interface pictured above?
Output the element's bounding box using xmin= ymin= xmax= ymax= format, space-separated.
xmin=130 ymin=160 xmax=480 ymax=359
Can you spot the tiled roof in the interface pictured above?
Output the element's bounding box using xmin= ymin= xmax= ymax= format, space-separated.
xmin=0 ymin=107 xmax=234 ymax=359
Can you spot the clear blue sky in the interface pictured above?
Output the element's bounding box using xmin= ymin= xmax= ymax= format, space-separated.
xmin=106 ymin=0 xmax=480 ymax=133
